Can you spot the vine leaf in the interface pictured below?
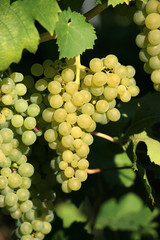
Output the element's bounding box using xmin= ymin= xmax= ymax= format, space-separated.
xmin=95 ymin=193 xmax=159 ymax=230
xmin=132 ymin=131 xmax=160 ymax=166
xmin=0 ymin=0 xmax=60 ymax=71
xmin=96 ymin=0 xmax=132 ymax=7
xmin=55 ymin=8 xmax=97 ymax=59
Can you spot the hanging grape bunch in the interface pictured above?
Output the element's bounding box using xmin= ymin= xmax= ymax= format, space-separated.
xmin=133 ymin=0 xmax=160 ymax=90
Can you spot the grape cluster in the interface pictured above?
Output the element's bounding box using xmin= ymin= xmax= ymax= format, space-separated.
xmin=40 ymin=55 xmax=140 ymax=193
xmin=0 ymin=54 xmax=139 ymax=239
xmin=133 ymin=0 xmax=160 ymax=90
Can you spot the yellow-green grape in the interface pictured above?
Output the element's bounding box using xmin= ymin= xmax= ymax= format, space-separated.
xmin=85 ymin=120 xmax=96 ymax=132
xmin=54 ymin=108 xmax=67 ymax=123
xmin=62 ymin=150 xmax=74 ymax=163
xmin=73 ymin=139 xmax=83 ymax=149
xmin=64 ymin=101 xmax=77 ymax=113
xmin=64 ymin=167 xmax=74 ymax=178
xmin=58 ymin=122 xmax=71 ymax=136
xmin=145 ymin=13 xmax=160 ymax=29
xmin=72 ymin=92 xmax=85 ymax=107
xmin=103 ymin=86 xmax=117 ymax=101
xmin=107 ymin=73 xmax=120 ymax=87
xmin=117 ymin=85 xmax=126 ymax=95
xmin=0 ymin=114 xmax=6 ymax=124
xmin=61 ymin=180 xmax=72 ymax=193
xmin=68 ymin=177 xmax=81 ymax=191
xmin=65 ymin=82 xmax=78 ymax=94
xmin=92 ymin=72 xmax=107 ymax=87
xmin=42 ymin=108 xmax=54 ymax=122
xmin=59 ymin=161 xmax=68 ymax=170
xmin=84 ymin=74 xmax=93 ymax=86
xmin=104 ymin=54 xmax=118 ymax=69
xmin=71 ymin=160 xmax=79 ymax=168
xmin=148 ymin=29 xmax=160 ymax=45
xmin=71 ymin=126 xmax=82 ymax=139
xmin=77 ymin=114 xmax=92 ymax=129
xmin=145 ymin=0 xmax=159 ymax=14
xmin=114 ymin=65 xmax=128 ymax=78
xmin=61 ymin=68 xmax=75 ymax=82
xmin=128 ymin=85 xmax=140 ymax=96
xmin=80 ymin=90 xmax=92 ymax=103
xmin=89 ymin=58 xmax=104 ymax=72
xmin=126 ymin=65 xmax=136 ymax=78
xmin=78 ymin=159 xmax=89 ymax=170
xmin=48 ymin=81 xmax=62 ymax=94
xmin=49 ymin=94 xmax=63 ymax=109
xmin=61 ymin=135 xmax=74 ymax=148
xmin=62 ymin=92 xmax=72 ymax=102
xmin=81 ymin=133 xmax=93 ymax=145
xmin=91 ymin=86 xmax=104 ymax=96
xmin=121 ymin=77 xmax=131 ymax=87
xmin=75 ymin=170 xmax=88 ymax=182
xmin=76 ymin=142 xmax=90 ymax=158
xmin=66 ymin=113 xmax=77 ymax=125
xmin=96 ymin=100 xmax=109 ymax=113
xmin=81 ymin=103 xmax=95 ymax=115
xmin=151 ymin=69 xmax=160 ymax=83
xmin=44 ymin=129 xmax=57 ymax=143
xmin=119 ymin=90 xmax=132 ymax=102
xmin=106 ymin=108 xmax=121 ymax=122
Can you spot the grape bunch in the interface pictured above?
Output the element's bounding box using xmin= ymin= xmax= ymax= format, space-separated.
xmin=133 ymin=0 xmax=160 ymax=90
xmin=0 ymin=54 xmax=140 ymax=239
xmin=39 ymin=54 xmax=140 ymax=193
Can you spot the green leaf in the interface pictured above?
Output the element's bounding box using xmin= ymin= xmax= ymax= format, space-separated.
xmin=132 ymin=131 xmax=160 ymax=166
xmin=55 ymin=8 xmax=97 ymax=59
xmin=54 ymin=200 xmax=87 ymax=228
xmin=108 ymin=0 xmax=132 ymax=7
xmin=95 ymin=193 xmax=159 ymax=231
xmin=0 ymin=0 xmax=60 ymax=71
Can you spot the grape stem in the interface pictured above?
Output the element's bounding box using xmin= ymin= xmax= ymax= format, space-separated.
xmin=87 ymin=166 xmax=133 ymax=174
xmin=75 ymin=55 xmax=81 ymax=85
xmin=39 ymin=3 xmax=108 ymax=43
xmin=92 ymin=131 xmax=119 ymax=144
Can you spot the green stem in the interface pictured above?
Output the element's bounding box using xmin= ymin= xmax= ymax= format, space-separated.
xmin=75 ymin=55 xmax=81 ymax=85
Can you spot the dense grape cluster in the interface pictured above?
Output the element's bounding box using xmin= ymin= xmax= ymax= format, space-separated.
xmin=133 ymin=0 xmax=160 ymax=90
xmin=39 ymin=55 xmax=140 ymax=193
xmin=0 ymin=54 xmax=139 ymax=239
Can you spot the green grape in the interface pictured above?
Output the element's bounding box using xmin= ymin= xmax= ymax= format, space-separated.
xmin=30 ymin=93 xmax=43 ymax=104
xmin=1 ymin=186 xmax=13 ymax=196
xmin=73 ymin=139 xmax=83 ymax=149
xmin=15 ymin=83 xmax=27 ymax=96
xmin=27 ymin=103 xmax=40 ymax=117
xmin=58 ymin=122 xmax=71 ymax=136
xmin=92 ymin=72 xmax=107 ymax=87
xmin=77 ymin=114 xmax=92 ymax=129
xmin=75 ymin=169 xmax=88 ymax=182
xmin=1 ymin=143 xmax=13 ymax=156
xmin=145 ymin=0 xmax=159 ymax=14
xmin=106 ymin=108 xmax=121 ymax=121
xmin=133 ymin=9 xmax=146 ymax=25
xmin=64 ymin=166 xmax=74 ymax=178
xmin=71 ymin=126 xmax=82 ymax=138
xmin=146 ymin=43 xmax=160 ymax=56
xmin=35 ymin=78 xmax=48 ymax=91
xmin=18 ymin=163 xmax=34 ymax=177
xmin=151 ymin=69 xmax=160 ymax=83
xmin=54 ymin=108 xmax=67 ymax=123
xmin=31 ymin=63 xmax=43 ymax=77
xmin=41 ymin=221 xmax=52 ymax=234
xmin=149 ymin=55 xmax=160 ymax=69
xmin=20 ymin=222 xmax=32 ymax=235
xmin=43 ymin=59 xmax=54 ymax=68
xmin=1 ymin=94 xmax=13 ymax=105
xmin=81 ymin=133 xmax=93 ymax=145
xmin=78 ymin=159 xmax=89 ymax=170
xmin=24 ymin=117 xmax=37 ymax=130
xmin=20 ymin=177 xmax=31 ymax=189
xmin=5 ymin=192 xmax=18 ymax=206
xmin=145 ymin=13 xmax=160 ymax=29
xmin=10 ymin=72 xmax=24 ymax=82
xmin=83 ymin=74 xmax=93 ymax=86
xmin=139 ymin=49 xmax=150 ymax=62
xmin=114 ymin=64 xmax=128 ymax=78
xmin=59 ymin=161 xmax=68 ymax=170
xmin=68 ymin=178 xmax=81 ymax=191
xmin=32 ymin=220 xmax=43 ymax=231
xmin=61 ymin=135 xmax=74 ymax=148
xmin=89 ymin=58 xmax=104 ymax=72
xmin=81 ymin=103 xmax=95 ymax=115
xmin=16 ymin=189 xmax=30 ymax=202
xmin=148 ymin=29 xmax=160 ymax=45
xmin=135 ymin=32 xmax=148 ymax=48
xmin=1 ymin=167 xmax=11 ymax=177
xmin=0 ymin=195 xmax=5 ymax=208
xmin=0 ymin=128 xmax=13 ymax=143
xmin=76 ymin=142 xmax=90 ymax=158
xmin=103 ymin=86 xmax=117 ymax=101
xmin=6 ymin=203 xmax=19 ymax=213
xmin=15 ymin=99 xmax=28 ymax=113
xmin=9 ymin=148 xmax=22 ymax=162
xmin=61 ymin=180 xmax=72 ymax=193
xmin=0 ymin=176 xmax=8 ymax=189
xmin=11 ymin=114 xmax=24 ymax=128
xmin=44 ymin=129 xmax=57 ymax=143
xmin=104 ymin=54 xmax=118 ymax=69
xmin=61 ymin=68 xmax=75 ymax=82
xmin=96 ymin=100 xmax=109 ymax=113
xmin=11 ymin=208 xmax=22 ymax=219
xmin=64 ymin=101 xmax=77 ymax=113
xmin=8 ymin=173 xmax=22 ymax=188
xmin=62 ymin=150 xmax=74 ymax=163
xmin=44 ymin=66 xmax=55 ymax=78
xmin=66 ymin=113 xmax=77 ymax=125
xmin=24 ymin=209 xmax=36 ymax=221
xmin=22 ymin=131 xmax=36 ymax=146
xmin=20 ymin=235 xmax=33 ymax=240
xmin=56 ymin=171 xmax=68 ymax=184
xmin=20 ymin=200 xmax=33 ymax=213
xmin=0 ymin=114 xmax=6 ymax=124
xmin=48 ymin=81 xmax=62 ymax=94
xmin=119 ymin=90 xmax=132 ymax=102
xmin=72 ymin=92 xmax=85 ymax=107
xmin=49 ymin=94 xmax=63 ymax=108
xmin=65 ymin=82 xmax=78 ymax=94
